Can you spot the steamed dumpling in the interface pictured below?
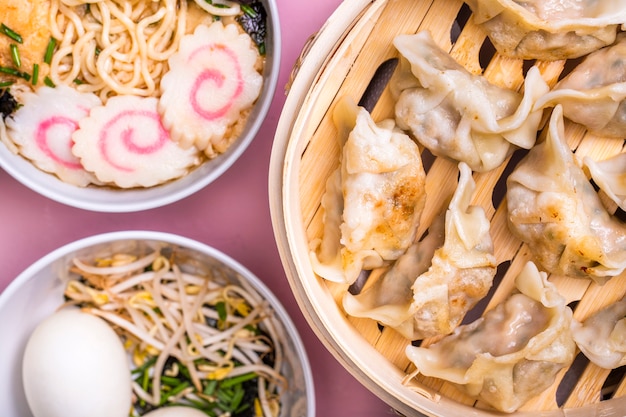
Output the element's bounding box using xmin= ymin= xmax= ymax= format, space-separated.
xmin=535 ymin=34 xmax=626 ymax=138
xmin=405 ymin=261 xmax=576 ymax=413
xmin=343 ymin=162 xmax=496 ymax=340
xmin=572 ymin=296 xmax=626 ymax=369
xmin=310 ymin=96 xmax=427 ymax=284
xmin=464 ymin=0 xmax=626 ymax=60
xmin=391 ymin=30 xmax=548 ymax=172
xmin=506 ymin=106 xmax=626 ymax=284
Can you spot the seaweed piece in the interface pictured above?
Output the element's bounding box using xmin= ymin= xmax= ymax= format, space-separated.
xmin=0 ymin=88 xmax=17 ymax=119
xmin=236 ymin=1 xmax=267 ymax=55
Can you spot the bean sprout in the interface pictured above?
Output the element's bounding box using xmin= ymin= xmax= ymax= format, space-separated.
xmin=63 ymin=247 xmax=285 ymax=416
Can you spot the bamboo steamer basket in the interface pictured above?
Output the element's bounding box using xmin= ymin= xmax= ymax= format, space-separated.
xmin=269 ymin=0 xmax=626 ymax=416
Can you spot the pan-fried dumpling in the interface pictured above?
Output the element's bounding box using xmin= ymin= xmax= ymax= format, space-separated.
xmin=583 ymin=152 xmax=626 ymax=211
xmin=391 ymin=31 xmax=548 ymax=172
xmin=464 ymin=0 xmax=626 ymax=60
xmin=310 ymin=97 xmax=427 ymax=284
xmin=405 ymin=261 xmax=576 ymax=413
xmin=506 ymin=106 xmax=626 ymax=284
xmin=534 ymin=34 xmax=626 ymax=138
xmin=341 ymin=211 xmax=445 ymax=339
xmin=572 ymin=297 xmax=626 ymax=369
xmin=408 ymin=162 xmax=496 ymax=338
xmin=343 ymin=162 xmax=496 ymax=340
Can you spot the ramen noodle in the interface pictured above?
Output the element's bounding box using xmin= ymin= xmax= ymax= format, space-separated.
xmin=0 ymin=0 xmax=267 ymax=188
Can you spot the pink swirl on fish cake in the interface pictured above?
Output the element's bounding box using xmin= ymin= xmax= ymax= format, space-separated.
xmin=98 ymin=109 xmax=169 ymax=172
xmin=188 ymin=43 xmax=244 ymax=121
xmin=35 ymin=116 xmax=83 ymax=169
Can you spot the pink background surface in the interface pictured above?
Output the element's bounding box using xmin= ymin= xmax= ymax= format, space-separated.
xmin=0 ymin=1 xmax=397 ymax=416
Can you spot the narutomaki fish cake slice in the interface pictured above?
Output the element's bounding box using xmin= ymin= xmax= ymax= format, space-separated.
xmin=159 ymin=21 xmax=263 ymax=158
xmin=72 ymin=95 xmax=201 ymax=189
xmin=5 ymin=85 xmax=102 ymax=186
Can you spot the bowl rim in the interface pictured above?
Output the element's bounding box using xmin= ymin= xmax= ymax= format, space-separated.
xmin=0 ymin=230 xmax=315 ymax=417
xmin=0 ymin=1 xmax=282 ymax=213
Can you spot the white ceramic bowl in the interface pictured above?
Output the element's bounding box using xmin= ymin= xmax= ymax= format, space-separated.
xmin=0 ymin=1 xmax=281 ymax=213
xmin=0 ymin=231 xmax=314 ymax=417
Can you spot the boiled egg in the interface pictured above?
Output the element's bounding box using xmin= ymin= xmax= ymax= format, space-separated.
xmin=143 ymin=406 xmax=210 ymax=417
xmin=22 ymin=308 xmax=132 ymax=417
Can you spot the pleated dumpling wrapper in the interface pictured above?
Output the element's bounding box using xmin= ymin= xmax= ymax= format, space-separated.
xmin=5 ymin=85 xmax=102 ymax=187
xmin=506 ymin=106 xmax=626 ymax=284
xmin=342 ymin=162 xmax=496 ymax=340
xmin=391 ymin=30 xmax=548 ymax=172
xmin=159 ymin=21 xmax=263 ymax=158
xmin=310 ymin=96 xmax=427 ymax=285
xmin=572 ymin=298 xmax=626 ymax=369
xmin=572 ymin=296 xmax=626 ymax=370
xmin=72 ymin=95 xmax=200 ymax=188
xmin=534 ymin=34 xmax=626 ymax=138
xmin=583 ymin=152 xmax=626 ymax=211
xmin=464 ymin=0 xmax=626 ymax=60
xmin=405 ymin=261 xmax=576 ymax=413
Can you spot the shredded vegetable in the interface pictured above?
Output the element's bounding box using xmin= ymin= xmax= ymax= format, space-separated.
xmin=63 ymin=247 xmax=285 ymax=417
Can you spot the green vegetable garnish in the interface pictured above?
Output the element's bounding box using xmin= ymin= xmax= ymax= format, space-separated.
xmin=203 ymin=378 xmax=218 ymax=396
xmin=32 ymin=63 xmax=39 ymax=85
xmin=241 ymin=4 xmax=257 ymax=17
xmin=236 ymin=1 xmax=267 ymax=55
xmin=215 ymin=300 xmax=228 ymax=328
xmin=0 ymin=23 xmax=23 ymax=44
xmin=0 ymin=66 xmax=29 ymax=81
xmin=220 ymin=371 xmax=258 ymax=389
xmin=44 ymin=37 xmax=57 ymax=65
xmin=10 ymin=44 xmax=20 ymax=68
xmin=44 ymin=76 xmax=55 ymax=87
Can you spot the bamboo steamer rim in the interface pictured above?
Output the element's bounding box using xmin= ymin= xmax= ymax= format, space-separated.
xmin=268 ymin=0 xmax=626 ymax=416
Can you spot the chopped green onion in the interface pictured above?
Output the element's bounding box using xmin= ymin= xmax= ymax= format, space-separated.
xmin=0 ymin=23 xmax=23 ymax=44
xmin=216 ymin=388 xmax=233 ymax=404
xmin=169 ymin=380 xmax=191 ymax=396
xmin=204 ymin=378 xmax=218 ymax=395
xmin=235 ymin=402 xmax=251 ymax=414
xmin=0 ymin=66 xmax=20 ymax=77
xmin=0 ymin=66 xmax=29 ymax=81
xmin=178 ymin=362 xmax=192 ymax=380
xmin=44 ymin=37 xmax=57 ymax=64
xmin=0 ymin=80 xmax=14 ymax=88
xmin=220 ymin=371 xmax=257 ymax=389
xmin=159 ymin=380 xmax=190 ymax=405
xmin=216 ymin=301 xmax=227 ymax=322
xmin=10 ymin=44 xmax=20 ymax=68
xmin=44 ymin=76 xmax=55 ymax=87
xmin=141 ymin=365 xmax=150 ymax=391
xmin=73 ymin=78 xmax=84 ymax=85
xmin=160 ymin=375 xmax=181 ymax=386
xmin=139 ymin=367 xmax=150 ymax=408
xmin=131 ymin=356 xmax=157 ymax=375
xmin=229 ymin=386 xmax=245 ymax=411
xmin=241 ymin=4 xmax=257 ymax=17
xmin=32 ymin=63 xmax=39 ymax=85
